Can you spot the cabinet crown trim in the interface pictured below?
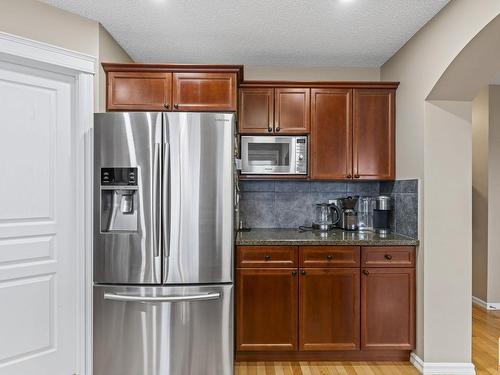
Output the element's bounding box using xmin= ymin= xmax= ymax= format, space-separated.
xmin=102 ymin=63 xmax=244 ymax=81
xmin=240 ymin=81 xmax=399 ymax=89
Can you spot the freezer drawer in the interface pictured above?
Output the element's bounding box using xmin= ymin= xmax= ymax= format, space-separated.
xmin=93 ymin=284 xmax=233 ymax=375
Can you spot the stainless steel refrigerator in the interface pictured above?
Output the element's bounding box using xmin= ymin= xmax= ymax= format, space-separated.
xmin=93 ymin=112 xmax=234 ymax=375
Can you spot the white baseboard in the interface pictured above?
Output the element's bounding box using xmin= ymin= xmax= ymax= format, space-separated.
xmin=410 ymin=353 xmax=476 ymax=375
xmin=472 ymin=295 xmax=500 ymax=310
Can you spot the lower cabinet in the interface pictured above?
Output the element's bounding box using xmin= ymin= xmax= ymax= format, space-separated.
xmin=236 ymin=245 xmax=416 ymax=360
xmin=361 ymin=268 xmax=415 ymax=350
xmin=236 ymin=268 xmax=298 ymax=351
xmin=299 ymin=268 xmax=360 ymax=351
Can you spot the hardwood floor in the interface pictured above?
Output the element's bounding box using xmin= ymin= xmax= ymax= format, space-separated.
xmin=236 ymin=304 xmax=500 ymax=375
xmin=473 ymin=304 xmax=500 ymax=374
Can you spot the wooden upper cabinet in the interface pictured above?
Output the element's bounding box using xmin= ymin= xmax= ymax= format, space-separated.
xmin=361 ymin=268 xmax=415 ymax=351
xmin=172 ymin=72 xmax=237 ymax=111
xmin=275 ymin=88 xmax=310 ymax=134
xmin=310 ymin=89 xmax=352 ymax=180
xmin=299 ymin=268 xmax=360 ymax=351
xmin=353 ymin=89 xmax=395 ymax=180
xmin=107 ymin=72 xmax=172 ymax=111
xmin=239 ymin=88 xmax=274 ymax=134
xmin=236 ymin=268 xmax=298 ymax=351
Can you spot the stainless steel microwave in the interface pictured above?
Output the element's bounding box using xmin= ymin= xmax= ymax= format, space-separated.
xmin=240 ymin=136 xmax=307 ymax=175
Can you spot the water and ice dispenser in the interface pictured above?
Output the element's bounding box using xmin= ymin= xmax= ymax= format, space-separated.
xmin=100 ymin=167 xmax=139 ymax=232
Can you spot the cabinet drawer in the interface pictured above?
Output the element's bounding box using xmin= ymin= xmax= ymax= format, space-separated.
xmin=361 ymin=246 xmax=415 ymax=267
xmin=299 ymin=246 xmax=360 ymax=267
xmin=237 ymin=246 xmax=298 ymax=268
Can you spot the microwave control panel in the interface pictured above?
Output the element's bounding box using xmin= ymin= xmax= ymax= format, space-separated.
xmin=295 ymin=137 xmax=307 ymax=174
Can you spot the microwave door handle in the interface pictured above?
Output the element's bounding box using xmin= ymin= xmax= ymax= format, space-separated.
xmin=104 ymin=292 xmax=221 ymax=303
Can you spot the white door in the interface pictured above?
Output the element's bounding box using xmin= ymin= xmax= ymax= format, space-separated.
xmin=0 ymin=61 xmax=77 ymax=375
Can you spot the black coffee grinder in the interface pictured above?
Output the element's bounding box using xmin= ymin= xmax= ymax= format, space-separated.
xmin=373 ymin=196 xmax=391 ymax=234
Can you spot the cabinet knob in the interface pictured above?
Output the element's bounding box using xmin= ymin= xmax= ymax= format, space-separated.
xmin=291 ymin=270 xmax=297 ymax=276
xmin=264 ymin=255 xmax=271 ymax=260
xmin=276 ymin=126 xmax=281 ymax=132
xmin=347 ymin=174 xmax=352 ymax=179
xmin=354 ymin=174 xmax=360 ymax=179
xmin=174 ymin=104 xmax=179 ymax=109
xmin=362 ymin=270 xmax=369 ymax=276
xmin=164 ymin=104 xmax=170 ymax=110
xmin=384 ymin=254 xmax=393 ymax=260
xmin=326 ymin=254 xmax=333 ymax=260
xmin=300 ymin=270 xmax=306 ymax=275
xmin=268 ymin=126 xmax=273 ymax=133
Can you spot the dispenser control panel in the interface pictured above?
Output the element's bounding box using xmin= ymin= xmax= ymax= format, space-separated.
xmin=101 ymin=167 xmax=138 ymax=186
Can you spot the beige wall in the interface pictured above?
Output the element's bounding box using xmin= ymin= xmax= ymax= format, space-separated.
xmin=381 ymin=0 xmax=500 ymax=363
xmin=472 ymin=87 xmax=489 ymax=302
xmin=487 ymin=86 xmax=500 ymax=303
xmin=424 ymin=100 xmax=472 ymax=362
xmin=244 ymin=65 xmax=380 ymax=81
xmin=0 ymin=0 xmax=98 ymax=56
xmin=0 ymin=0 xmax=132 ymax=110
xmin=98 ymin=24 xmax=133 ymax=112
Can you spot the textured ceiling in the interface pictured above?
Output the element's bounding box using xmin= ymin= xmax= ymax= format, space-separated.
xmin=41 ymin=0 xmax=449 ymax=67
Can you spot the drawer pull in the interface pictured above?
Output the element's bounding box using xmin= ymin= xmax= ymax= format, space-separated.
xmin=300 ymin=270 xmax=306 ymax=275
xmin=362 ymin=270 xmax=369 ymax=276
xmin=384 ymin=254 xmax=393 ymax=260
xmin=326 ymin=254 xmax=333 ymax=260
xmin=291 ymin=270 xmax=297 ymax=276
xmin=264 ymin=255 xmax=271 ymax=260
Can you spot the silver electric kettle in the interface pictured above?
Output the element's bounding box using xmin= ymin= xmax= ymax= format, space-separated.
xmin=312 ymin=203 xmax=341 ymax=231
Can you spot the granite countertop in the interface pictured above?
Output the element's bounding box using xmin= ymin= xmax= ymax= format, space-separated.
xmin=236 ymin=228 xmax=419 ymax=246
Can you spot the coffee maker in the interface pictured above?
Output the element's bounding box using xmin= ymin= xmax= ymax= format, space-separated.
xmin=330 ymin=197 xmax=358 ymax=231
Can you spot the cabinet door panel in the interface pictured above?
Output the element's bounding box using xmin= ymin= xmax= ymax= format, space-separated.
xmin=239 ymin=88 xmax=274 ymax=134
xmin=353 ymin=89 xmax=395 ymax=180
xmin=275 ymin=88 xmax=310 ymax=134
xmin=236 ymin=268 xmax=298 ymax=351
xmin=361 ymin=268 xmax=415 ymax=350
xmin=310 ymin=89 xmax=352 ymax=180
xmin=299 ymin=268 xmax=360 ymax=351
xmin=107 ymin=72 xmax=171 ymax=111
xmin=172 ymin=72 xmax=237 ymax=111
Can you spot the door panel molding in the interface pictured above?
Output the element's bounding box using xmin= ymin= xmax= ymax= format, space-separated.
xmin=0 ymin=31 xmax=95 ymax=375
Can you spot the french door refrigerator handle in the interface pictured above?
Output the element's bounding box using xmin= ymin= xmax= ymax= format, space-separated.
xmin=152 ymin=142 xmax=161 ymax=257
xmin=162 ymin=142 xmax=170 ymax=285
xmin=103 ymin=292 xmax=221 ymax=303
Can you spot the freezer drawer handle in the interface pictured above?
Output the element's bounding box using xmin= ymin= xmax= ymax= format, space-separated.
xmin=103 ymin=292 xmax=221 ymax=303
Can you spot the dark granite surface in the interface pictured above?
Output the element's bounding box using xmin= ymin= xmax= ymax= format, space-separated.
xmin=236 ymin=228 xmax=419 ymax=246
xmin=239 ymin=179 xmax=419 ymax=238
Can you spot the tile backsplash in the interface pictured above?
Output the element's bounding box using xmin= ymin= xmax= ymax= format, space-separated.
xmin=238 ymin=179 xmax=418 ymax=238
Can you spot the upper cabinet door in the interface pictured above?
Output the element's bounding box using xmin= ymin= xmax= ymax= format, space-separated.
xmin=310 ymin=89 xmax=352 ymax=180
xmin=172 ymin=72 xmax=237 ymax=112
xmin=238 ymin=88 xmax=274 ymax=134
xmin=107 ymin=72 xmax=172 ymax=111
xmin=353 ymin=89 xmax=395 ymax=180
xmin=274 ymin=88 xmax=310 ymax=134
